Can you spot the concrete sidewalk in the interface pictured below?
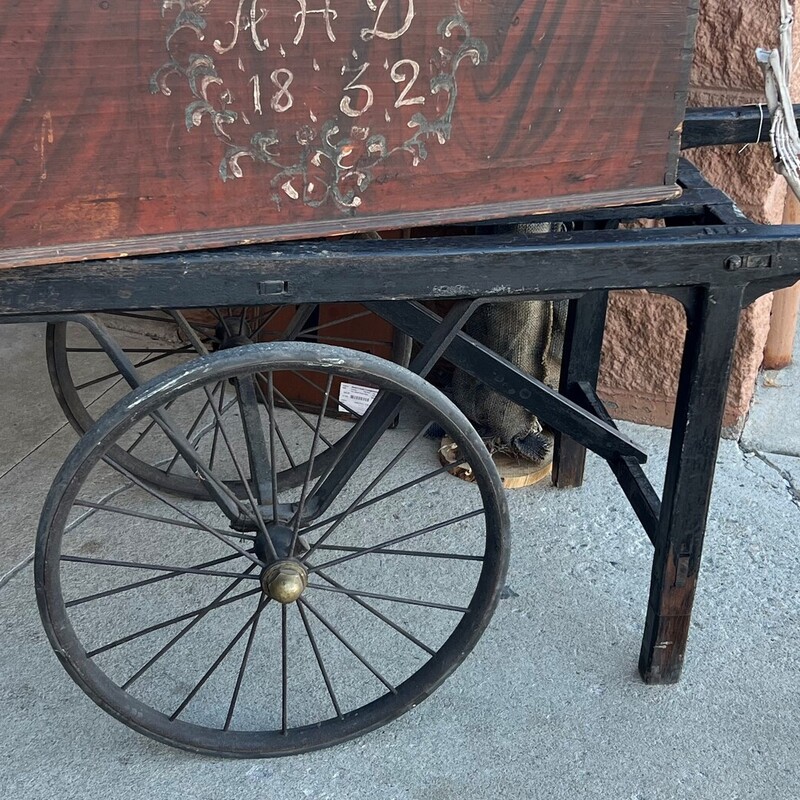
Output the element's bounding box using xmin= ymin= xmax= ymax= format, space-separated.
xmin=0 ymin=322 xmax=798 ymax=800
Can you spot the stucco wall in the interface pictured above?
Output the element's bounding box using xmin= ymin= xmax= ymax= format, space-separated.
xmin=598 ymin=0 xmax=790 ymax=434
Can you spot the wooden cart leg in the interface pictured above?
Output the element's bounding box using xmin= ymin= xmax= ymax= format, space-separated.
xmin=639 ymin=286 xmax=744 ymax=684
xmin=553 ymin=290 xmax=609 ymax=488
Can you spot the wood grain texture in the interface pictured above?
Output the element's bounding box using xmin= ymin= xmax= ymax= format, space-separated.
xmin=0 ymin=0 xmax=697 ymax=267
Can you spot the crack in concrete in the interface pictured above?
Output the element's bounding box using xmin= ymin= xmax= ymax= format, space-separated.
xmin=0 ymin=370 xmax=138 ymax=593
xmin=0 ymin=421 xmax=73 ymax=593
xmin=0 ymin=420 xmax=70 ymax=484
xmin=0 ymin=552 xmax=34 ymax=590
xmin=738 ymin=442 xmax=800 ymax=511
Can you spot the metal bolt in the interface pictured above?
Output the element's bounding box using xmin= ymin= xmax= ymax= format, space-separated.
xmin=257 ymin=280 xmax=288 ymax=296
xmin=725 ymin=255 xmax=743 ymax=271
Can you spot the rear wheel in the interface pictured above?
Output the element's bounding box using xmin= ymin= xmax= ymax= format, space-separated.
xmin=45 ymin=307 xmax=397 ymax=496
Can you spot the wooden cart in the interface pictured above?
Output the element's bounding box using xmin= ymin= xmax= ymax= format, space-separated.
xmin=2 ymin=0 xmax=799 ymax=758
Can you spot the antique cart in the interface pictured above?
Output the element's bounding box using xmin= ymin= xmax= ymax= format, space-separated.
xmin=2 ymin=0 xmax=799 ymax=758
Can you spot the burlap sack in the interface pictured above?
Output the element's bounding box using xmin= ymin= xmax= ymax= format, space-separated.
xmin=452 ymin=224 xmax=567 ymax=462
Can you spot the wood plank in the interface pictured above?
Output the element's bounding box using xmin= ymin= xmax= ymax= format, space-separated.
xmin=0 ymin=0 xmax=697 ymax=267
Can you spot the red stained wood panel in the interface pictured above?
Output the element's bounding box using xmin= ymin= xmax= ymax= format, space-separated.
xmin=0 ymin=0 xmax=697 ymax=268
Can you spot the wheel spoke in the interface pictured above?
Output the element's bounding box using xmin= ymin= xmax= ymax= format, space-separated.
xmin=307 ymin=510 xmax=484 ymax=573
xmin=306 ymin=582 xmax=469 ymax=614
xmin=104 ymin=311 xmax=174 ymax=325
xmin=301 ymin=369 xmax=418 ymax=518
xmin=299 ymin=598 xmax=396 ymax=693
xmin=297 ymin=310 xmax=371 ymax=337
xmin=189 ymin=395 xmax=238 ymax=450
xmin=65 ymin=552 xmax=248 ymax=608
xmin=111 ymin=393 xmax=253 ymax=524
xmin=73 ymin=346 xmax=197 ymax=390
xmin=254 ymin=378 xmax=297 ymax=469
xmin=101 ymin=458 xmax=264 ymax=567
xmin=210 ymin=308 xmax=233 ymax=337
xmin=296 ymin=602 xmax=342 ymax=719
xmin=74 ymin=369 xmax=131 ymax=392
xmin=301 ymin=458 xmax=471 ymax=540
xmin=304 ymin=422 xmax=431 ymax=559
xmin=269 ymin=382 xmax=335 ymax=449
xmin=122 ymin=564 xmax=259 ymax=689
xmin=164 ymin=381 xmax=224 ymax=474
xmin=71 ymin=339 xmax=197 ymax=397
xmin=60 ymin=554 xmax=261 ymax=581
xmin=312 ymin=544 xmax=482 ymax=562
xmin=68 ymin=347 xmax=193 ymax=354
xmin=169 ymin=595 xmax=265 ymax=721
xmin=86 ymin=587 xmax=260 ymax=658
xmin=168 ymin=311 xmax=278 ymax=560
xmin=234 ymin=373 xmax=274 ymax=505
xmin=192 ymin=387 xmax=277 ymax=558
xmin=317 ymin=570 xmax=436 ymax=656
xmin=281 ymin=604 xmax=289 ymax=735
xmin=209 ymin=380 xmax=227 ymax=471
xmin=72 ymin=499 xmax=256 ymax=542
xmin=266 ymin=374 xmax=281 ymax=524
xmin=249 ymin=306 xmax=284 ymax=340
xmin=290 ymin=373 xmax=334 ymax=545
xmin=42 ymin=341 xmax=507 ymax=754
xmin=224 ymin=596 xmax=269 ymax=731
xmin=126 ymin=404 xmax=175 ymax=455
xmin=65 ymin=480 xmax=141 ymax=533
xmin=289 ymin=370 xmax=365 ymax=419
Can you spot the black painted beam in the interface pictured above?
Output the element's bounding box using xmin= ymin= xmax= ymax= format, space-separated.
xmin=682 ymin=104 xmax=800 ymax=149
xmin=366 ymin=300 xmax=648 ymax=465
xmin=572 ymin=382 xmax=661 ymax=545
xmin=553 ymin=291 xmax=609 ymax=489
xmin=2 ymin=224 xmax=800 ymax=316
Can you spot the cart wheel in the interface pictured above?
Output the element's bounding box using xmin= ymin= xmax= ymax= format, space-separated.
xmin=36 ymin=343 xmax=509 ymax=758
xmin=45 ymin=307 xmax=357 ymax=496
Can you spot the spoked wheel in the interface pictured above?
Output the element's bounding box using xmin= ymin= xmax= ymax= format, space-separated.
xmin=45 ymin=307 xmax=373 ymax=497
xmin=36 ymin=343 xmax=509 ymax=758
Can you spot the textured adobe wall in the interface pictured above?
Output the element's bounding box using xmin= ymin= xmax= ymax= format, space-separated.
xmin=598 ymin=0 xmax=790 ymax=434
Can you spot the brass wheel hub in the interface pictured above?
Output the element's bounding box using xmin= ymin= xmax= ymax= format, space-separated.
xmin=261 ymin=560 xmax=308 ymax=604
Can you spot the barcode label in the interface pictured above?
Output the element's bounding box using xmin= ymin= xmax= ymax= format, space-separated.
xmin=338 ymin=382 xmax=379 ymax=416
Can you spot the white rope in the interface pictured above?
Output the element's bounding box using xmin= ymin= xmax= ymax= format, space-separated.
xmin=758 ymin=0 xmax=800 ymax=200
xmin=738 ymin=103 xmax=766 ymax=153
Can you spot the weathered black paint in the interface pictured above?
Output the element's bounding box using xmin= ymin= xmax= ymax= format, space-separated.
xmin=3 ymin=116 xmax=800 ymax=706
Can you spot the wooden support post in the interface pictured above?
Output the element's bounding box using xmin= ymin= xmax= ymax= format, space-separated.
xmin=763 ymin=192 xmax=800 ymax=370
xmin=553 ymin=291 xmax=609 ymax=488
xmin=639 ymin=286 xmax=744 ymax=684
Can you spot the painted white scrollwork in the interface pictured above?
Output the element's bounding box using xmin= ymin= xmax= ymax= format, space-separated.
xmin=151 ymin=0 xmax=487 ymax=212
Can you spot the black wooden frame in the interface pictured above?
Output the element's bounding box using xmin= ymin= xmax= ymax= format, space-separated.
xmin=3 ymin=110 xmax=800 ymax=685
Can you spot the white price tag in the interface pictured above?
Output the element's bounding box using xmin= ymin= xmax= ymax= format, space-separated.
xmin=338 ymin=382 xmax=379 ymax=416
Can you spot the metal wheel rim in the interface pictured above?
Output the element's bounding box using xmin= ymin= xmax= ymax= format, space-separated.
xmin=36 ymin=342 xmax=510 ymax=758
